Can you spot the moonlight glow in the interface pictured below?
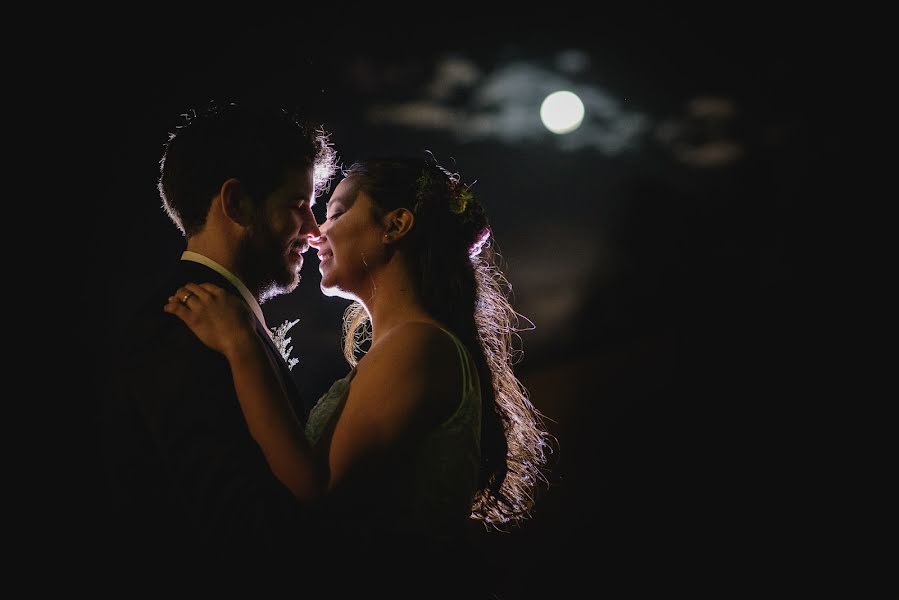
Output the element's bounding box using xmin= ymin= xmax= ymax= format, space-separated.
xmin=540 ymin=91 xmax=585 ymax=134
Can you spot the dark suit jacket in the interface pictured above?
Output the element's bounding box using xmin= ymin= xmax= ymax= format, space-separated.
xmin=101 ymin=260 xmax=318 ymax=569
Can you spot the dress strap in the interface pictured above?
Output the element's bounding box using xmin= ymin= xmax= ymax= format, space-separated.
xmin=438 ymin=328 xmax=476 ymax=396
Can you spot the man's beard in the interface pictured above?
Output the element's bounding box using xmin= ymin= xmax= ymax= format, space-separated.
xmin=234 ymin=224 xmax=300 ymax=303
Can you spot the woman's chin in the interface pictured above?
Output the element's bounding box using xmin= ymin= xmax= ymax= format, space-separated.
xmin=319 ymin=282 xmax=356 ymax=302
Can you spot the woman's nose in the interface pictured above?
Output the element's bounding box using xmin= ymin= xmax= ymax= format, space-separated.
xmin=308 ymin=221 xmax=326 ymax=247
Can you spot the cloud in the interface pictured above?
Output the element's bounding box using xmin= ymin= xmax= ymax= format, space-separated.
xmin=654 ymin=96 xmax=744 ymax=167
xmin=366 ymin=53 xmax=651 ymax=154
xmin=505 ymin=233 xmax=609 ymax=346
xmin=426 ymin=56 xmax=482 ymax=100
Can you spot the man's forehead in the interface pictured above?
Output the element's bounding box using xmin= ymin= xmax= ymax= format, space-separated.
xmin=282 ymin=165 xmax=315 ymax=203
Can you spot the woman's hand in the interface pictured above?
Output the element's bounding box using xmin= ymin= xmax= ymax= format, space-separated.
xmin=164 ymin=282 xmax=257 ymax=357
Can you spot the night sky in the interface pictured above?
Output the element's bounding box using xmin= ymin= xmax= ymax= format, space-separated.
xmin=56 ymin=7 xmax=818 ymax=593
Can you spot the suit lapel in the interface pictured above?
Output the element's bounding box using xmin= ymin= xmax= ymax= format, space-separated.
xmin=176 ymin=261 xmax=307 ymax=423
xmin=253 ymin=317 xmax=306 ymax=422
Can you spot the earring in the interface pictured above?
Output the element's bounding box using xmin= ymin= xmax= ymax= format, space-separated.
xmin=361 ymin=252 xmax=377 ymax=299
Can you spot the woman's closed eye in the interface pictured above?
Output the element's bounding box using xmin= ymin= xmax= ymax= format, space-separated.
xmin=326 ymin=211 xmax=343 ymax=221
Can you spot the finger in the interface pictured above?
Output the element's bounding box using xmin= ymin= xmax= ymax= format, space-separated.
xmin=198 ymin=282 xmax=224 ymax=296
xmin=163 ymin=298 xmax=192 ymax=322
xmin=173 ymin=283 xmax=213 ymax=306
xmin=183 ymin=282 xmax=215 ymax=302
xmin=172 ymin=287 xmax=199 ymax=307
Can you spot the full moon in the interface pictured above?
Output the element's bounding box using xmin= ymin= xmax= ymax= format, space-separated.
xmin=540 ymin=91 xmax=585 ymax=134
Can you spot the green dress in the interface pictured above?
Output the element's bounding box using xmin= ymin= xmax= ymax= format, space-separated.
xmin=304 ymin=328 xmax=482 ymax=543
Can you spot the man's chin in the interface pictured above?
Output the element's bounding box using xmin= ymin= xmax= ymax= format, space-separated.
xmin=260 ymin=272 xmax=301 ymax=302
xmin=283 ymin=261 xmax=303 ymax=285
xmin=283 ymin=273 xmax=301 ymax=292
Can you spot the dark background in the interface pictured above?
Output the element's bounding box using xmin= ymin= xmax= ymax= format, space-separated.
xmin=49 ymin=7 xmax=819 ymax=594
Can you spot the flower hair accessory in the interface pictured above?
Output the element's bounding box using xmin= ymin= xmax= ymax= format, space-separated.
xmin=415 ymin=166 xmax=474 ymax=216
xmin=469 ymin=226 xmax=491 ymax=257
xmin=413 ymin=170 xmax=436 ymax=214
xmin=450 ymin=187 xmax=474 ymax=214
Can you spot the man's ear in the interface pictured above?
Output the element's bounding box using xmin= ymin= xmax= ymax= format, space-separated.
xmin=383 ymin=208 xmax=415 ymax=243
xmin=220 ymin=178 xmax=254 ymax=225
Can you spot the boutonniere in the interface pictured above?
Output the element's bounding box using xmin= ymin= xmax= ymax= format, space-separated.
xmin=270 ymin=318 xmax=300 ymax=371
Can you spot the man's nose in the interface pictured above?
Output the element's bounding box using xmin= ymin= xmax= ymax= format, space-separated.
xmin=302 ymin=215 xmax=321 ymax=239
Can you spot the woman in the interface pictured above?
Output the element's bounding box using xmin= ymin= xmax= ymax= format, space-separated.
xmin=165 ymin=156 xmax=549 ymax=581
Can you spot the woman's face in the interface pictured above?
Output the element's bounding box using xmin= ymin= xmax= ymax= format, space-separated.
xmin=311 ymin=177 xmax=386 ymax=300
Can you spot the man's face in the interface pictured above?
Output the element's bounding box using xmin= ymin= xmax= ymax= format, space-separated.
xmin=237 ymin=166 xmax=320 ymax=302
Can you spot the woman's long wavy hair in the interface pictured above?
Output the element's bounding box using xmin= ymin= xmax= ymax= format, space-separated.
xmin=338 ymin=156 xmax=550 ymax=525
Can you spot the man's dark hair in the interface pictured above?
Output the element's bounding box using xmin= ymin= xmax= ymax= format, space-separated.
xmin=159 ymin=100 xmax=336 ymax=236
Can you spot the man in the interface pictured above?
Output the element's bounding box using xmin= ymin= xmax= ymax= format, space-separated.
xmin=102 ymin=101 xmax=337 ymax=567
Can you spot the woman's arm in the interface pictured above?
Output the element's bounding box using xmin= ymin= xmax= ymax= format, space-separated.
xmin=164 ymin=282 xmax=324 ymax=503
xmin=323 ymin=321 xmax=463 ymax=492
